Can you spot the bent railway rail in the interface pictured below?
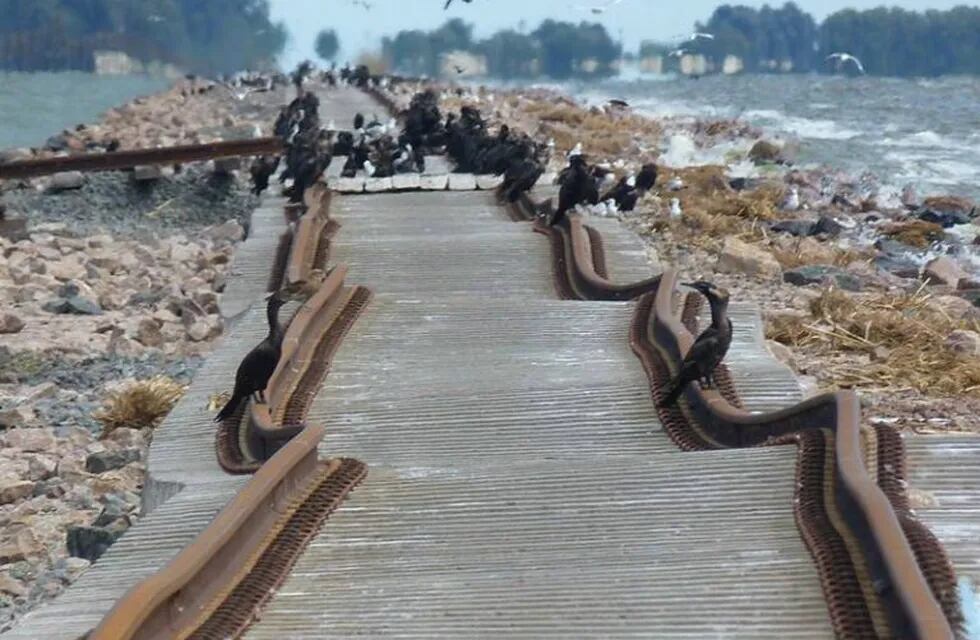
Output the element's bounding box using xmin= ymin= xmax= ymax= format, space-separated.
xmin=4 ymin=85 xmax=975 ymax=640
xmin=0 ymin=137 xmax=283 ymax=179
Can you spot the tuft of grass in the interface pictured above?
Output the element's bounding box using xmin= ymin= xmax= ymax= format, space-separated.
xmin=766 ymin=287 xmax=980 ymax=395
xmin=881 ymin=220 xmax=945 ymax=248
xmin=95 ymin=376 xmax=185 ymax=438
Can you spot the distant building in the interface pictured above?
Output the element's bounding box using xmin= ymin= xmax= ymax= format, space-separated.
xmin=722 ymin=55 xmax=744 ymax=75
xmin=93 ymin=50 xmax=182 ymax=78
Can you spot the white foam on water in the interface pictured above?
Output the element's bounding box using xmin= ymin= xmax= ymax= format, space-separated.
xmin=742 ymin=109 xmax=861 ymax=140
xmin=658 ymin=132 xmax=755 ymax=169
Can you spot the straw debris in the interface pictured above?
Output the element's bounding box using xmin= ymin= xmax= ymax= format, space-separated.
xmin=766 ymin=287 xmax=980 ymax=395
xmin=95 ymin=375 xmax=186 ymax=438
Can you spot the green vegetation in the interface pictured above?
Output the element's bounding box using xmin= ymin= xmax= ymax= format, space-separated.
xmin=382 ymin=18 xmax=621 ymax=79
xmin=0 ymin=0 xmax=286 ymax=74
xmin=315 ymin=29 xmax=340 ymax=63
xmin=642 ymin=2 xmax=980 ymax=77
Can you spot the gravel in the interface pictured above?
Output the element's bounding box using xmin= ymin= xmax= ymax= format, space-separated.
xmin=2 ymin=166 xmax=258 ymax=237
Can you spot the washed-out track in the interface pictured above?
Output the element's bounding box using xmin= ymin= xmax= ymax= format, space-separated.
xmin=4 ymin=85 xmax=979 ymax=640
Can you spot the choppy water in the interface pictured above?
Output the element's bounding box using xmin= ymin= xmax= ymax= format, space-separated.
xmin=564 ymin=74 xmax=980 ymax=202
xmin=0 ymin=72 xmax=169 ymax=150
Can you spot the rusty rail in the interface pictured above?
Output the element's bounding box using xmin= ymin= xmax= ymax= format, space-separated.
xmin=89 ymin=427 xmax=365 ymax=640
xmin=630 ymin=268 xmax=958 ymax=639
xmin=526 ymin=214 xmax=658 ymax=300
xmin=0 ymin=137 xmax=283 ymax=179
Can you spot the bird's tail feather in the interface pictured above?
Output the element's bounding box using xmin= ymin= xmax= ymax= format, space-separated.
xmin=214 ymin=392 xmax=245 ymax=423
xmin=656 ymin=377 xmax=685 ymax=409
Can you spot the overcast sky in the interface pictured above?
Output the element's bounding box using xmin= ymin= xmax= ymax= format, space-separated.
xmin=269 ymin=0 xmax=972 ymax=68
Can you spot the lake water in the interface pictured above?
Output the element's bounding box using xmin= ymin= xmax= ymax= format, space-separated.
xmin=2 ymin=71 xmax=978 ymax=203
xmin=562 ymin=73 xmax=980 ymax=202
xmin=0 ymin=71 xmax=169 ymax=150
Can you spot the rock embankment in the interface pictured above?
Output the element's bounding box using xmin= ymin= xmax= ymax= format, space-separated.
xmin=0 ymin=75 xmax=290 ymax=630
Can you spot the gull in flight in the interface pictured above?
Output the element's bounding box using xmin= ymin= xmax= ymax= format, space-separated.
xmin=826 ymin=52 xmax=865 ymax=74
xmin=444 ymin=0 xmax=473 ymax=8
xmin=688 ymin=32 xmax=714 ymax=41
xmin=668 ymin=48 xmax=688 ymax=58
xmin=576 ymin=0 xmax=627 ymax=15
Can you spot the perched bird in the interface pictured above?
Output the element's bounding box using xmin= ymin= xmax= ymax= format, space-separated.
xmin=214 ymin=287 xmax=303 ymax=422
xmin=826 ymin=52 xmax=865 ymax=74
xmin=501 ymin=158 xmax=544 ymax=202
xmin=781 ymin=186 xmax=800 ymax=211
xmin=657 ymin=281 xmax=732 ymax=408
xmin=635 ymin=163 xmax=658 ymax=191
xmin=549 ymin=154 xmax=599 ymax=226
xmin=667 ymin=176 xmax=684 ymax=191
xmin=353 ymin=113 xmax=365 ymax=131
xmin=249 ymin=156 xmax=280 ymax=195
xmin=669 ymin=198 xmax=683 ymax=219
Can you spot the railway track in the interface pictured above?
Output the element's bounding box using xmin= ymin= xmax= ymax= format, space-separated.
xmin=4 ymin=85 xmax=978 ymax=639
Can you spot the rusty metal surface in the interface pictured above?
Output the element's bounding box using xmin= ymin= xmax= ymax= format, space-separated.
xmin=0 ymin=137 xmax=283 ymax=179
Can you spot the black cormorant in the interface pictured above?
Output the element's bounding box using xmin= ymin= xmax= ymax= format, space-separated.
xmin=657 ymin=281 xmax=732 ymax=408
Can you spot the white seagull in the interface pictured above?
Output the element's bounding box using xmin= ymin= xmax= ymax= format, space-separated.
xmin=826 ymin=52 xmax=865 ymax=74
xmin=688 ymin=32 xmax=714 ymax=41
xmin=667 ymin=176 xmax=684 ymax=191
xmin=781 ymin=187 xmax=800 ymax=211
xmin=668 ymin=48 xmax=688 ymax=58
xmin=669 ymin=198 xmax=683 ymax=219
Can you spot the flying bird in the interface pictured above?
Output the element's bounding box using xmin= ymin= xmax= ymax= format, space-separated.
xmin=668 ymin=48 xmax=688 ymax=58
xmin=607 ymin=99 xmax=630 ymax=108
xmin=688 ymin=32 xmax=714 ymax=41
xmin=826 ymin=52 xmax=865 ymax=74
xmin=454 ymin=65 xmax=465 ymax=74
xmin=444 ymin=0 xmax=473 ymax=8
xmin=585 ymin=0 xmax=627 ymax=14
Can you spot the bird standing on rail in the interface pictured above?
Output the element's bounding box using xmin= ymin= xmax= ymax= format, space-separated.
xmin=657 ymin=281 xmax=732 ymax=408
xmin=548 ymin=154 xmax=599 ymax=226
xmin=250 ymin=156 xmax=280 ymax=195
xmin=214 ymin=286 xmax=303 ymax=422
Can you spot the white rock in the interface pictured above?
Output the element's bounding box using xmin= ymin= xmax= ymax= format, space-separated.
xmin=716 ymin=237 xmax=782 ymax=279
xmin=48 ymin=171 xmax=85 ymax=192
xmin=3 ymin=428 xmax=56 ymax=452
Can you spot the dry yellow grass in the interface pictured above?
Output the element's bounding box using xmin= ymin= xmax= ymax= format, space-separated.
xmin=521 ymin=101 xmax=661 ymax=156
xmin=881 ymin=220 xmax=945 ymax=248
xmin=766 ymin=287 xmax=980 ymax=395
xmin=95 ymin=376 xmax=186 ymax=438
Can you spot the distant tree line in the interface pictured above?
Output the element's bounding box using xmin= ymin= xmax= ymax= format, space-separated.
xmin=0 ymin=0 xmax=286 ymax=74
xmin=641 ymin=2 xmax=980 ymax=77
xmin=382 ymin=18 xmax=621 ymax=79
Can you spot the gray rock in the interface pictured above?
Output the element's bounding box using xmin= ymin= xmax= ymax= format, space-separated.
xmin=48 ymin=172 xmax=85 ymax=193
xmin=0 ymin=216 xmax=29 ymax=242
xmin=784 ymin=265 xmax=864 ymax=291
xmin=770 ymin=219 xmax=814 ymax=237
xmin=875 ymin=238 xmax=921 ymax=257
xmin=41 ymin=296 xmax=103 ymax=316
xmin=813 ymin=215 xmax=844 ymax=237
xmin=85 ymin=448 xmax=140 ymax=474
xmin=132 ymin=165 xmax=163 ymax=182
xmin=875 ymin=255 xmax=920 ymax=279
xmin=65 ymin=525 xmax=121 ymax=562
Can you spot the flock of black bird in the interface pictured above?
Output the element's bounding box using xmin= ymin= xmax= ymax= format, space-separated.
xmin=218 ymin=66 xmax=732 ymax=423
